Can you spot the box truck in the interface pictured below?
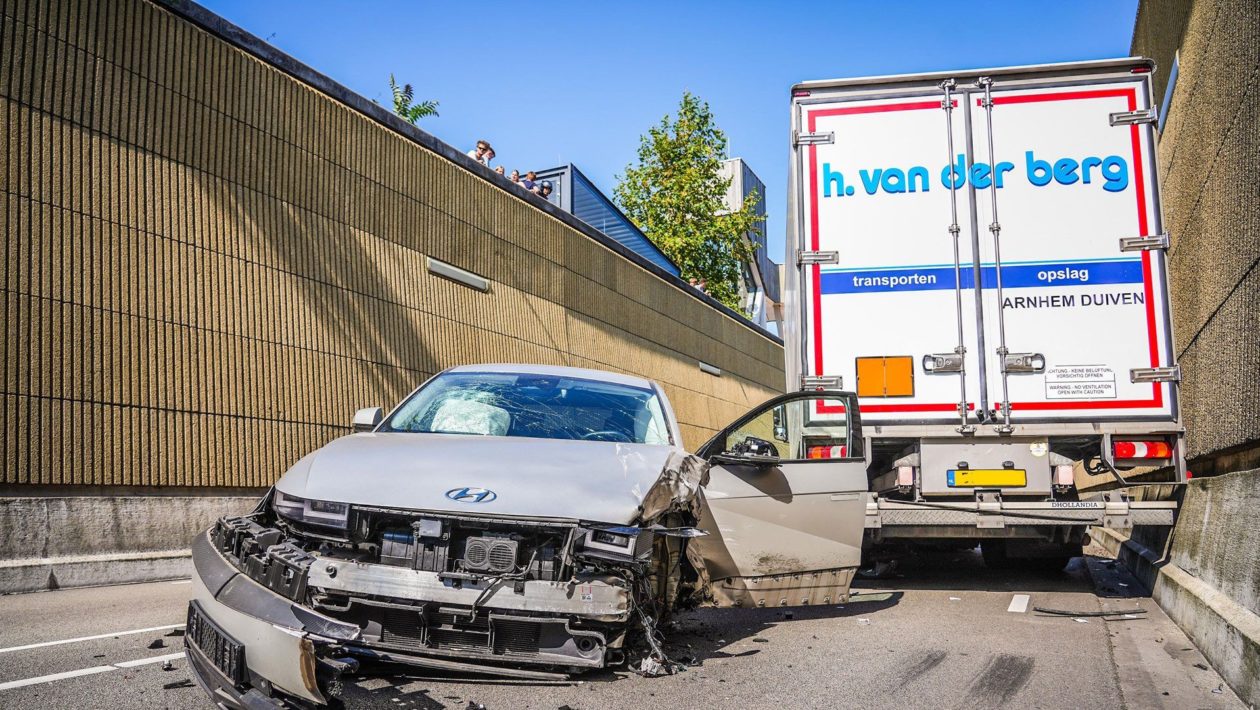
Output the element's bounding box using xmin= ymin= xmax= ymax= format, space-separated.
xmin=784 ymin=58 xmax=1182 ymax=567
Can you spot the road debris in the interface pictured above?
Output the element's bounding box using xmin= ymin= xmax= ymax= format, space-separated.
xmin=147 ymin=639 xmax=165 ymax=649
xmin=1033 ymin=607 xmax=1148 ymax=618
xmin=856 ymin=560 xmax=899 ymax=579
xmin=162 ymin=660 xmax=175 ymax=671
xmin=635 ymin=656 xmax=679 ymax=677
xmin=856 ymin=618 xmax=871 ymax=625
xmin=163 ymin=679 xmax=195 ymax=690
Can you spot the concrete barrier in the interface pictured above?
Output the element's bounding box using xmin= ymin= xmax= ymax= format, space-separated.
xmin=0 ymin=494 xmax=261 ymax=594
xmin=1093 ymin=468 xmax=1260 ymax=706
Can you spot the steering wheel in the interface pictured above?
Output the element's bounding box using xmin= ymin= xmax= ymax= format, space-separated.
xmin=580 ymin=430 xmax=632 ymax=442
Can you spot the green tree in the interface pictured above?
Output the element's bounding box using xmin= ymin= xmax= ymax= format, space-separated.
xmin=614 ymin=92 xmax=761 ymax=310
xmin=389 ymin=74 xmax=439 ymax=124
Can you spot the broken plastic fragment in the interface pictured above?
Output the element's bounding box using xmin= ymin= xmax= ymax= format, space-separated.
xmin=635 ymin=656 xmax=678 ymax=677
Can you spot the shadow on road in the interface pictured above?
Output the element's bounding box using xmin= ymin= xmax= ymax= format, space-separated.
xmin=657 ymin=589 xmax=904 ymax=667
xmin=853 ymin=547 xmax=1153 ymax=598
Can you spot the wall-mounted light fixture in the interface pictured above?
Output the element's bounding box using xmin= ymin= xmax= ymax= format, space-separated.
xmin=427 ymin=257 xmax=489 ymax=292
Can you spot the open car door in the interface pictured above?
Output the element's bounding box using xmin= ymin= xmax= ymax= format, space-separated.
xmin=692 ymin=390 xmax=867 ymax=608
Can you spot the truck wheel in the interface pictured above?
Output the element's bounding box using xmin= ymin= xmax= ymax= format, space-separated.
xmin=980 ymin=541 xmax=1013 ymax=570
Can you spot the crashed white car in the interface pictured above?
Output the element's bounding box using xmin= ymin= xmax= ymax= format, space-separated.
xmin=186 ymin=364 xmax=867 ymax=707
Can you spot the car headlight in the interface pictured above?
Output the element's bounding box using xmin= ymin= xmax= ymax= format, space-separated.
xmin=578 ymin=524 xmax=644 ymax=560
xmin=272 ymin=490 xmax=349 ymax=530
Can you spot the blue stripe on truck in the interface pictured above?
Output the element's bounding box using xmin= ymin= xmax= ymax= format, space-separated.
xmin=819 ymin=260 xmax=1143 ymax=295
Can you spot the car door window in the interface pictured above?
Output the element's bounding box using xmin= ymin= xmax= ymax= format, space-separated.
xmin=722 ymin=395 xmax=859 ymax=461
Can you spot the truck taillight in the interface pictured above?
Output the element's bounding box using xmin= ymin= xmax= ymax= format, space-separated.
xmin=807 ymin=445 xmax=847 ymax=459
xmin=1054 ymin=464 xmax=1074 ymax=487
xmin=1113 ymin=440 xmax=1172 ymax=459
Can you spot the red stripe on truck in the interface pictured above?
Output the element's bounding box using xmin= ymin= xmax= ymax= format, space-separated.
xmin=807 ymin=88 xmax=1166 ymax=415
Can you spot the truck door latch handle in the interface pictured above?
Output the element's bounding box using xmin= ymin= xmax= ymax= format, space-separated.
xmin=1002 ymin=353 xmax=1045 ymax=373
xmin=923 ymin=353 xmax=965 ymax=373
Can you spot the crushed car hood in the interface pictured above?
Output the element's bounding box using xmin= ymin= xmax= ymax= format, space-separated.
xmin=275 ymin=433 xmax=679 ymax=525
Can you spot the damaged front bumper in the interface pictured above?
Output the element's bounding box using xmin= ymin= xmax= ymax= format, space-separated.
xmin=188 ymin=513 xmax=640 ymax=707
xmin=187 ymin=531 xmax=360 ymax=707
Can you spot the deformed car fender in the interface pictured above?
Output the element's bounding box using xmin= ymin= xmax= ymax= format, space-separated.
xmin=638 ymin=451 xmax=709 ymax=522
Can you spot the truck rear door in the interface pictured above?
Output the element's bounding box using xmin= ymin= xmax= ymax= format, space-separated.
xmin=969 ymin=78 xmax=1174 ymax=422
xmin=790 ymin=61 xmax=1176 ymax=428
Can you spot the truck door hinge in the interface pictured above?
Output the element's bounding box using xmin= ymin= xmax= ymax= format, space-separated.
xmin=800 ymin=375 xmax=842 ymax=391
xmin=1130 ymin=366 xmax=1180 ymax=384
xmin=797 ymin=250 xmax=839 ymax=266
xmin=1109 ymin=108 xmax=1158 ymax=126
xmin=1119 ymin=232 xmax=1170 ymax=252
xmin=794 ymin=131 xmax=835 ymax=147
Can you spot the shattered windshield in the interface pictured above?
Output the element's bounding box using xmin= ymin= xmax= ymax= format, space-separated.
xmin=381 ymin=372 xmax=671 ymax=444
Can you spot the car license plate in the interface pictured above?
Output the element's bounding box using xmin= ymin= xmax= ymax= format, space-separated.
xmin=946 ymin=469 xmax=1027 ymax=487
xmin=186 ymin=601 xmax=245 ymax=685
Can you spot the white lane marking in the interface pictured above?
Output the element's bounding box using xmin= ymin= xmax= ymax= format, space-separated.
xmin=114 ymin=652 xmax=184 ymax=668
xmin=0 ymin=666 xmax=116 ymax=691
xmin=1008 ymin=594 xmax=1031 ymax=613
xmin=0 ymin=624 xmax=184 ymax=654
xmin=169 ymin=580 xmax=192 ymax=585
xmin=0 ymin=652 xmax=185 ymax=691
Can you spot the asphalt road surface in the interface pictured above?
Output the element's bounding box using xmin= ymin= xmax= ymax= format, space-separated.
xmin=0 ymin=546 xmax=1244 ymax=709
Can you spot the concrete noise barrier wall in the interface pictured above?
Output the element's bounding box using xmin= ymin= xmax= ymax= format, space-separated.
xmin=0 ymin=0 xmax=785 ymax=590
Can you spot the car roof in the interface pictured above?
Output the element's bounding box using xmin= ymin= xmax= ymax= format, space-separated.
xmin=443 ymin=363 xmax=659 ymax=391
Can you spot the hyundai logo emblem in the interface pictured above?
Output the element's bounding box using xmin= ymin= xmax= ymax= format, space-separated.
xmin=445 ymin=487 xmax=497 ymax=504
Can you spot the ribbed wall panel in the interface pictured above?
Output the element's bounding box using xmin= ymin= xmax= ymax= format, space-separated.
xmin=0 ymin=0 xmax=785 ymax=488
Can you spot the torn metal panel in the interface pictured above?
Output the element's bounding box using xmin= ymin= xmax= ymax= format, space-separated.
xmin=639 ymin=451 xmax=710 ymax=521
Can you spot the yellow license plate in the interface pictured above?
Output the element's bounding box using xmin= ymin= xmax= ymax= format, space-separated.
xmin=946 ymin=469 xmax=1027 ymax=487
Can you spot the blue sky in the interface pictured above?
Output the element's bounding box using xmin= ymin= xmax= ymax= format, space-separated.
xmin=201 ymin=0 xmax=1140 ymax=263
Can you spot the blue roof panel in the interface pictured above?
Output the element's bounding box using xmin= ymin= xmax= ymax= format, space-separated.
xmin=535 ymin=165 xmax=680 ymax=277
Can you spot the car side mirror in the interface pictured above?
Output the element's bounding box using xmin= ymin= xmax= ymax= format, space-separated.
xmin=711 ymin=436 xmax=781 ymax=468
xmin=352 ymin=407 xmax=383 ymax=432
